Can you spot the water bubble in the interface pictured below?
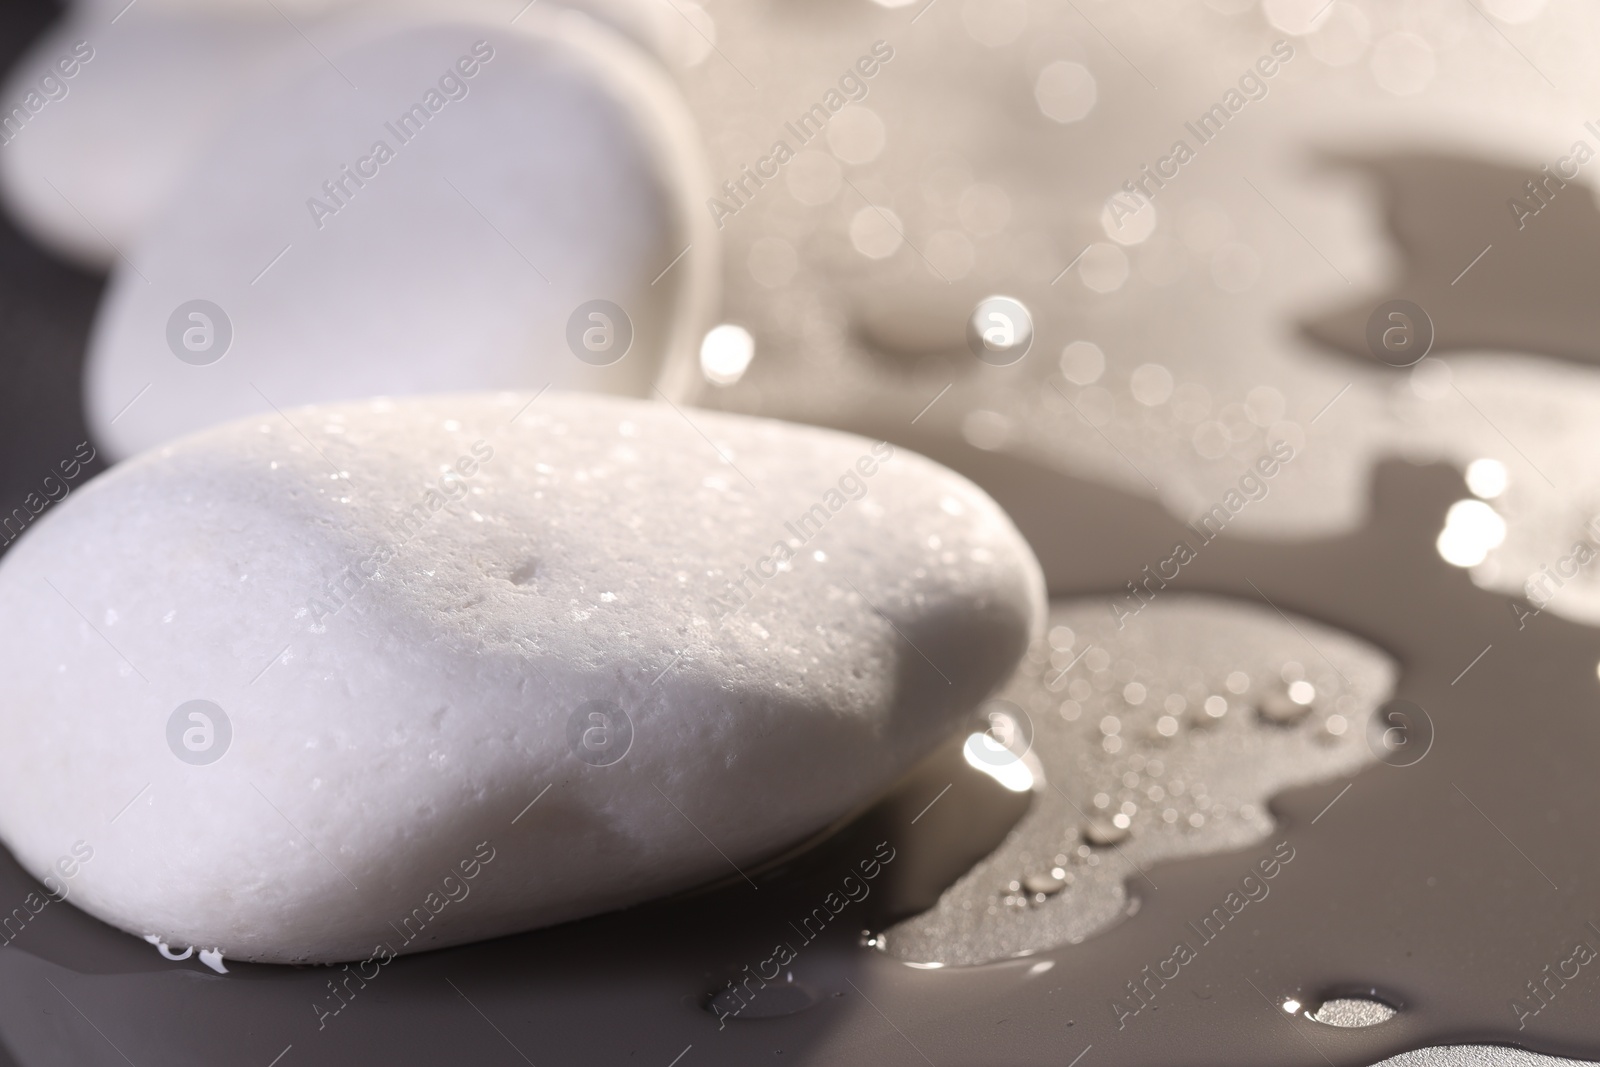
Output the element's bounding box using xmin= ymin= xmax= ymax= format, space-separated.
xmin=1202 ymin=695 xmax=1228 ymax=719
xmin=1436 ymin=499 xmax=1506 ymax=568
xmin=961 ymin=409 xmax=1013 ymax=450
xmin=1083 ymin=818 xmax=1129 ymax=846
xmin=827 ymin=107 xmax=887 ymax=165
xmin=1130 ymin=364 xmax=1174 ymax=406
xmin=1122 ymin=682 xmax=1146 ymax=705
xmin=1048 ymin=625 xmax=1075 ymax=650
xmin=1156 ymin=715 xmax=1180 ymax=737
xmin=1102 ymin=197 xmax=1156 ymax=246
xmin=850 ymin=206 xmax=905 ymax=259
xmin=1465 ymin=458 xmax=1508 ymax=499
xmin=1035 ymin=61 xmax=1096 ymax=124
xmin=1079 ymin=243 xmax=1129 ymax=293
xmin=967 ymin=296 xmax=1034 ymax=366
xmin=1225 ymin=671 xmax=1251 ymax=694
xmin=700 ymin=324 xmax=754 ymax=386
xmin=1245 ymin=386 xmax=1286 ymax=427
xmin=1059 ymin=341 xmax=1105 ymax=385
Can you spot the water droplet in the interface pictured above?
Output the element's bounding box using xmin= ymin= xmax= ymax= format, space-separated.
xmin=1078 ymin=243 xmax=1129 ymax=293
xmin=1084 ymin=818 xmax=1130 ymax=846
xmin=1130 ymin=364 xmax=1174 ymax=406
xmin=1258 ymin=689 xmax=1311 ymax=726
xmin=1308 ymin=996 xmax=1398 ymax=1027
xmin=1022 ymin=872 xmax=1066 ymax=896
xmin=1436 ymin=498 xmax=1506 ymax=568
xmin=707 ymin=977 xmax=820 ymax=1020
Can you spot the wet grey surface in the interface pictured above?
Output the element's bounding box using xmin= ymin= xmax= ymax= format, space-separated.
xmin=883 ymin=596 xmax=1394 ymax=965
xmin=5 ymin=0 xmax=1600 ymax=1065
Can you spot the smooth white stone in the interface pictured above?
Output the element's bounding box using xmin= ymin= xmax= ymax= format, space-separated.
xmin=82 ymin=8 xmax=714 ymax=461
xmin=0 ymin=392 xmax=1045 ymax=964
xmin=0 ymin=0 xmax=690 ymax=267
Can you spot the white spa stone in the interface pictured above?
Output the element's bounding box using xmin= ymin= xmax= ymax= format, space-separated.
xmin=0 ymin=392 xmax=1045 ymax=964
xmin=81 ymin=8 xmax=714 ymax=462
xmin=0 ymin=0 xmax=691 ymax=267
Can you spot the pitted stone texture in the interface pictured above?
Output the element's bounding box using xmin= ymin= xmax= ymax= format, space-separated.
xmin=0 ymin=391 xmax=1044 ymax=963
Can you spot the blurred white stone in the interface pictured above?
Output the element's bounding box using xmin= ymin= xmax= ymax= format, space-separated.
xmin=0 ymin=392 xmax=1045 ymax=963
xmin=0 ymin=0 xmax=690 ymax=268
xmin=84 ymin=10 xmax=715 ymax=460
